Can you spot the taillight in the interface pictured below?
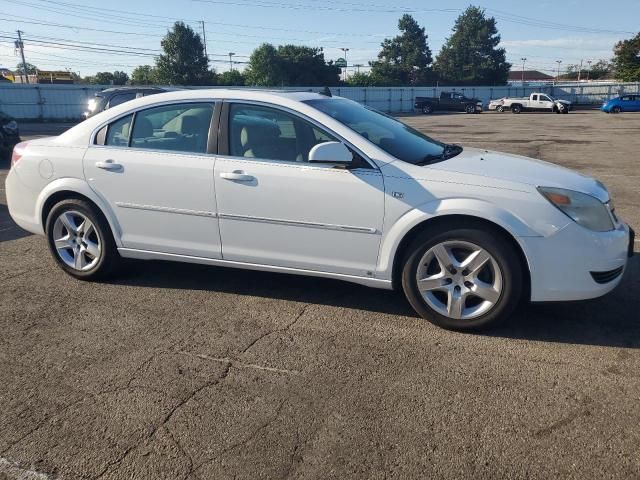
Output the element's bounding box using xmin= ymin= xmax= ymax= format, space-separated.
xmin=11 ymin=141 xmax=28 ymax=167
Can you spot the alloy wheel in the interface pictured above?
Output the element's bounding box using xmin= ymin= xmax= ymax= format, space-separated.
xmin=415 ymin=240 xmax=503 ymax=320
xmin=52 ymin=210 xmax=102 ymax=271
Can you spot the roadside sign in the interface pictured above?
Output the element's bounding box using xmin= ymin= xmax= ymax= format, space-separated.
xmin=335 ymin=58 xmax=347 ymax=68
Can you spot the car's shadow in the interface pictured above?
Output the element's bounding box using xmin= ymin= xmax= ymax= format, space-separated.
xmin=111 ymin=253 xmax=640 ymax=349
xmin=0 ymin=204 xmax=32 ymax=242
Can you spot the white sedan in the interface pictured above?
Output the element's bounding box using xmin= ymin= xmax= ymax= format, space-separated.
xmin=6 ymin=89 xmax=633 ymax=330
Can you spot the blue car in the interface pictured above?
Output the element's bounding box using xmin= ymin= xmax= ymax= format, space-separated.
xmin=601 ymin=94 xmax=640 ymax=113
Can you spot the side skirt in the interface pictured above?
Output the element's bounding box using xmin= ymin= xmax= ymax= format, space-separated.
xmin=118 ymin=248 xmax=394 ymax=290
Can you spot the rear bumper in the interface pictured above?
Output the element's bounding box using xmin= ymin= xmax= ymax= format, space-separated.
xmin=521 ymin=221 xmax=631 ymax=302
xmin=5 ymin=167 xmax=44 ymax=235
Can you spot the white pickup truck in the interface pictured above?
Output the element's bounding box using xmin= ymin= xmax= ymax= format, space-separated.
xmin=492 ymin=93 xmax=572 ymax=114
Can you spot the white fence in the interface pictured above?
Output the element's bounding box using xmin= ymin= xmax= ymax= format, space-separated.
xmin=1 ymin=82 xmax=639 ymax=120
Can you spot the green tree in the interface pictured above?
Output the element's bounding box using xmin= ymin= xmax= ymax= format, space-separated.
xmin=88 ymin=72 xmax=115 ymax=85
xmin=563 ymin=60 xmax=612 ymax=81
xmin=112 ymin=70 xmax=129 ymax=85
xmin=612 ymin=33 xmax=640 ymax=82
xmin=346 ymin=71 xmax=377 ymax=86
xmin=130 ymin=65 xmax=157 ymax=85
xmin=370 ymin=14 xmax=433 ymax=86
xmin=155 ymin=21 xmax=214 ymax=85
xmin=245 ymin=43 xmax=339 ymax=86
xmin=434 ymin=6 xmax=510 ymax=85
xmin=245 ymin=43 xmax=284 ymax=86
xmin=218 ymin=69 xmax=245 ymax=86
xmin=276 ymin=45 xmax=340 ymax=86
xmin=16 ymin=62 xmax=37 ymax=74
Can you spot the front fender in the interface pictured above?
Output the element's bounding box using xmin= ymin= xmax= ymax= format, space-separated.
xmin=36 ymin=177 xmax=123 ymax=247
xmin=376 ymin=197 xmax=542 ymax=280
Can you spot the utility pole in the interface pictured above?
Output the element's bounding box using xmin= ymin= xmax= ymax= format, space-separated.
xmin=200 ymin=21 xmax=207 ymax=58
xmin=586 ymin=60 xmax=592 ymax=81
xmin=577 ymin=59 xmax=583 ymax=82
xmin=16 ymin=30 xmax=29 ymax=84
xmin=520 ymin=57 xmax=527 ymax=84
xmin=555 ymin=60 xmax=562 ymax=83
xmin=228 ymin=52 xmax=235 ymax=72
xmin=340 ymin=47 xmax=349 ymax=81
xmin=354 ymin=64 xmax=363 ymax=74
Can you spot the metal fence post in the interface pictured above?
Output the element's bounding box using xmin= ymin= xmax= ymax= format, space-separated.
xmin=36 ymin=85 xmax=44 ymax=121
xmin=388 ymin=88 xmax=392 ymax=113
xmin=399 ymin=88 xmax=403 ymax=113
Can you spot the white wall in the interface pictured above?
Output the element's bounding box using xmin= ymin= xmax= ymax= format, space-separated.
xmin=1 ymin=82 xmax=638 ymax=120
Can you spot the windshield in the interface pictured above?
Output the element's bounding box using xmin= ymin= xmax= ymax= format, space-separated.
xmin=304 ymin=98 xmax=458 ymax=165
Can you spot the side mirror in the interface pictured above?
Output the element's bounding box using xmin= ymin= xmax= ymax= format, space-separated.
xmin=308 ymin=141 xmax=353 ymax=164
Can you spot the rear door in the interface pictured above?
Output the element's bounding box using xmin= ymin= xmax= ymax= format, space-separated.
xmin=83 ymin=101 xmax=223 ymax=258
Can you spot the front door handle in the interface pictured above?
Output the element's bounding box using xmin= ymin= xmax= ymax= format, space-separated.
xmin=95 ymin=159 xmax=122 ymax=171
xmin=220 ymin=171 xmax=255 ymax=182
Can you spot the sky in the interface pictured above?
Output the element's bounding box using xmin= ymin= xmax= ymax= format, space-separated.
xmin=0 ymin=0 xmax=638 ymax=77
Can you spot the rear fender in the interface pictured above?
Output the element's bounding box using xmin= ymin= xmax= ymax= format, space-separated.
xmin=36 ymin=178 xmax=123 ymax=246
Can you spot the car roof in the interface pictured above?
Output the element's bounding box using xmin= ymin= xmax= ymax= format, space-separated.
xmin=98 ymin=86 xmax=166 ymax=95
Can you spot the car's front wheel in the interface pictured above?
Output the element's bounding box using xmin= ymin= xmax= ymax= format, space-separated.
xmin=496 ymin=106 xmax=504 ymax=113
xmin=612 ymin=106 xmax=621 ymax=114
xmin=465 ymin=104 xmax=475 ymax=114
xmin=46 ymin=199 xmax=120 ymax=280
xmin=401 ymin=225 xmax=523 ymax=330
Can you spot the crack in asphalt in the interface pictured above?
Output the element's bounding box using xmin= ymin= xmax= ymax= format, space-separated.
xmin=241 ymin=303 xmax=311 ymax=355
xmin=92 ymin=362 xmax=232 ymax=479
xmin=193 ymin=398 xmax=288 ymax=475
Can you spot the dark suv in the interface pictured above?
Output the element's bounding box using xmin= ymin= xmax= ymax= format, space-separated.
xmin=84 ymin=87 xmax=167 ymax=118
xmin=0 ymin=110 xmax=21 ymax=160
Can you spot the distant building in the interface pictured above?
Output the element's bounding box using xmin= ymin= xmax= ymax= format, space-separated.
xmin=508 ymin=70 xmax=554 ymax=83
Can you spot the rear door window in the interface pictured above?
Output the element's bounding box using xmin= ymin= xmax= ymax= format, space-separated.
xmin=108 ymin=92 xmax=136 ymax=108
xmin=105 ymin=114 xmax=133 ymax=146
xmin=129 ymin=103 xmax=214 ymax=154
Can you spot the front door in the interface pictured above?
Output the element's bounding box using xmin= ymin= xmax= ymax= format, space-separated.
xmin=83 ymin=101 xmax=222 ymax=258
xmin=213 ymin=102 xmax=385 ymax=277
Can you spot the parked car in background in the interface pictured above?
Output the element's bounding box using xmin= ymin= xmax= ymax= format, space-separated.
xmin=0 ymin=110 xmax=20 ymax=160
xmin=415 ymin=91 xmax=483 ymax=114
xmin=84 ymin=87 xmax=167 ymax=118
xmin=488 ymin=98 xmax=507 ymax=112
xmin=500 ymin=93 xmax=571 ymax=114
xmin=6 ymin=89 xmax=633 ymax=331
xmin=601 ymin=95 xmax=640 ymax=113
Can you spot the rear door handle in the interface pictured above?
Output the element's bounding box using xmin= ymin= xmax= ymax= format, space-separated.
xmin=220 ymin=171 xmax=255 ymax=182
xmin=95 ymin=159 xmax=122 ymax=171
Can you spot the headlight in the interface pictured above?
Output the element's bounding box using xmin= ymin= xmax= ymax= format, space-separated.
xmin=2 ymin=120 xmax=18 ymax=133
xmin=538 ymin=187 xmax=614 ymax=232
xmin=87 ymin=99 xmax=97 ymax=112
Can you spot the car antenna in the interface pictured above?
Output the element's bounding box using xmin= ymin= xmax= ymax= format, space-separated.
xmin=319 ymin=86 xmax=332 ymax=97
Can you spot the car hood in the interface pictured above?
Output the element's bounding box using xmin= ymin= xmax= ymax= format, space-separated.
xmin=426 ymin=147 xmax=609 ymax=202
xmin=556 ymin=99 xmax=571 ymax=105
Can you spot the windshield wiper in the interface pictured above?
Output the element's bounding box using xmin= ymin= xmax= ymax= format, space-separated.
xmin=415 ymin=144 xmax=464 ymax=165
xmin=442 ymin=144 xmax=463 ymax=159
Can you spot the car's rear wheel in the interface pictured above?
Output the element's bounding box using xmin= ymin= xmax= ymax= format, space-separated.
xmin=511 ymin=104 xmax=522 ymax=114
xmin=496 ymin=106 xmax=504 ymax=113
xmin=46 ymin=199 xmax=120 ymax=280
xmin=401 ymin=225 xmax=523 ymax=331
xmin=422 ymin=104 xmax=433 ymax=114
xmin=612 ymin=106 xmax=621 ymax=114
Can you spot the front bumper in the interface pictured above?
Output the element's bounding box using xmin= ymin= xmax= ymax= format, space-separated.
xmin=520 ymin=221 xmax=632 ymax=302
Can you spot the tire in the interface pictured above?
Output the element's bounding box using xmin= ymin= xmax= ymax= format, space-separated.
xmin=46 ymin=198 xmax=121 ymax=280
xmin=511 ymin=104 xmax=522 ymax=114
xmin=496 ymin=106 xmax=504 ymax=113
xmin=465 ymin=104 xmax=475 ymax=114
xmin=422 ymin=104 xmax=434 ymax=114
xmin=401 ymin=224 xmax=523 ymax=331
xmin=562 ymin=108 xmax=569 ymax=114
xmin=612 ymin=106 xmax=621 ymax=114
